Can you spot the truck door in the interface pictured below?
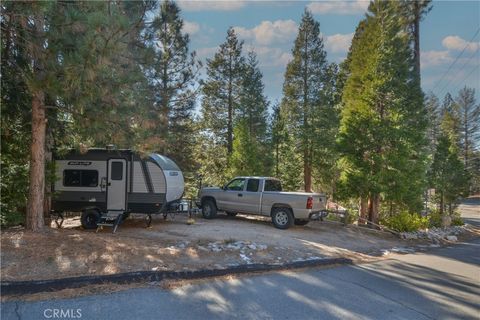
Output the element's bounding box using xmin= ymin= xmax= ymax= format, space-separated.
xmin=107 ymin=159 xmax=127 ymax=211
xmin=238 ymin=178 xmax=262 ymax=214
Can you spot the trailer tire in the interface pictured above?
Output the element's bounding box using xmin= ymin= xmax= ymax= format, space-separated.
xmin=81 ymin=209 xmax=100 ymax=229
xmin=294 ymin=219 xmax=309 ymax=226
xmin=271 ymin=207 xmax=294 ymax=229
xmin=202 ymin=199 xmax=217 ymax=219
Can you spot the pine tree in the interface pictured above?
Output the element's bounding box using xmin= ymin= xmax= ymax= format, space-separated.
xmin=455 ymin=87 xmax=479 ymax=168
xmin=147 ymin=0 xmax=200 ymax=172
xmin=429 ymin=135 xmax=469 ymax=214
xmin=281 ymin=9 xmax=328 ymax=192
xmin=231 ymin=51 xmax=270 ymax=175
xmin=338 ymin=0 xmax=427 ymax=224
xmin=201 ymin=28 xmax=245 ymax=157
xmin=425 ymin=92 xmax=442 ymax=156
xmin=400 ymin=0 xmax=432 ymax=81
xmin=0 ymin=1 xmax=154 ymax=230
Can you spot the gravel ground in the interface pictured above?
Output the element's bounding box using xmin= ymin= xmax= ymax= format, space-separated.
xmin=1 ymin=211 xmax=477 ymax=282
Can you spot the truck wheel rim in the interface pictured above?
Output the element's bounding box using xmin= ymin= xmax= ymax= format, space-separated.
xmin=275 ymin=211 xmax=288 ymax=225
xmin=204 ymin=205 xmax=211 ymax=216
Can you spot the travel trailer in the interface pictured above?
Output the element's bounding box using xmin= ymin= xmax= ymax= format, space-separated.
xmin=52 ymin=148 xmax=184 ymax=232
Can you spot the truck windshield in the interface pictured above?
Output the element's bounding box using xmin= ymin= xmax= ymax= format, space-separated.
xmin=264 ymin=179 xmax=282 ymax=192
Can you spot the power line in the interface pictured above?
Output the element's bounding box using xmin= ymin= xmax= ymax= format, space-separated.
xmin=449 ymin=65 xmax=479 ymax=95
xmin=436 ymin=47 xmax=479 ymax=98
xmin=430 ymin=28 xmax=480 ymax=93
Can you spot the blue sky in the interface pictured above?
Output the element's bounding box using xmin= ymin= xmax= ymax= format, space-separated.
xmin=176 ymin=0 xmax=480 ymax=103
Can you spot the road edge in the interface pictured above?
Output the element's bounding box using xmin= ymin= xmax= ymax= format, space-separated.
xmin=1 ymin=257 xmax=352 ymax=295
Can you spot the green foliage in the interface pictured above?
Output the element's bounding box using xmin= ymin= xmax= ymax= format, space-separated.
xmin=381 ymin=212 xmax=429 ymax=232
xmin=145 ymin=0 xmax=200 ymax=174
xmin=280 ymin=9 xmax=337 ymax=192
xmin=338 ymin=0 xmax=428 ymax=217
xmin=428 ymin=135 xmax=470 ymax=213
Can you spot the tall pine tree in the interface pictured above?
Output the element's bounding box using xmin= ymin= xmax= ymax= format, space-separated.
xmin=281 ymin=9 xmax=328 ymax=192
xmin=338 ymin=0 xmax=427 ymax=224
xmin=147 ymin=0 xmax=200 ymax=172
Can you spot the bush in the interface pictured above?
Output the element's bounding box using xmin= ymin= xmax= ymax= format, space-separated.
xmin=428 ymin=210 xmax=443 ymax=228
xmin=427 ymin=209 xmax=464 ymax=227
xmin=381 ymin=211 xmax=429 ymax=232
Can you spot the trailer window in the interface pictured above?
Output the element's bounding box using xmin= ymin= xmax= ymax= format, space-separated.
xmin=111 ymin=161 xmax=123 ymax=180
xmin=63 ymin=170 xmax=98 ymax=187
xmin=264 ymin=179 xmax=282 ymax=192
xmin=246 ymin=179 xmax=260 ymax=192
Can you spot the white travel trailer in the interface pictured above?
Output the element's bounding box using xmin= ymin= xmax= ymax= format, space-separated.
xmin=52 ymin=148 xmax=184 ymax=232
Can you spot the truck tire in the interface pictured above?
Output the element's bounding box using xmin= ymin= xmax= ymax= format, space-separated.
xmin=226 ymin=211 xmax=238 ymax=217
xmin=294 ymin=219 xmax=309 ymax=226
xmin=81 ymin=209 xmax=100 ymax=229
xmin=271 ymin=207 xmax=294 ymax=229
xmin=202 ymin=199 xmax=217 ymax=219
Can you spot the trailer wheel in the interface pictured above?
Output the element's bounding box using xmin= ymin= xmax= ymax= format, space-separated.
xmin=271 ymin=207 xmax=294 ymax=229
xmin=81 ymin=209 xmax=100 ymax=229
xmin=202 ymin=199 xmax=217 ymax=219
xmin=294 ymin=219 xmax=309 ymax=226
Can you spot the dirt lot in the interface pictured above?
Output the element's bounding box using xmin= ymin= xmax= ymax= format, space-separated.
xmin=1 ymin=212 xmax=477 ymax=282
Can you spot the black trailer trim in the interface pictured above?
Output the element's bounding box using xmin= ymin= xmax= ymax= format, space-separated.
xmin=141 ymin=160 xmax=154 ymax=193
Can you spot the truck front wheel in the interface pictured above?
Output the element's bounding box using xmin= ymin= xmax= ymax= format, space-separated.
xmin=271 ymin=207 xmax=294 ymax=229
xmin=202 ymin=199 xmax=217 ymax=219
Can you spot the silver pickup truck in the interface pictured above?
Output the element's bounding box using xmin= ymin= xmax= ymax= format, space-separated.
xmin=197 ymin=177 xmax=327 ymax=229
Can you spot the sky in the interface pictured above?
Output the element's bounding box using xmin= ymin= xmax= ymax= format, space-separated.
xmin=176 ymin=0 xmax=480 ymax=104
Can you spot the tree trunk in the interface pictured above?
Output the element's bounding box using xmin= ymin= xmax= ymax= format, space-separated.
xmin=359 ymin=196 xmax=368 ymax=225
xmin=439 ymin=191 xmax=444 ymax=215
xmin=43 ymin=126 xmax=54 ymax=226
xmin=26 ymin=11 xmax=46 ymax=232
xmin=413 ymin=2 xmax=421 ymax=82
xmin=26 ymin=90 xmax=46 ymax=231
xmin=304 ymin=156 xmax=312 ymax=192
xmin=367 ymin=193 xmax=380 ymax=226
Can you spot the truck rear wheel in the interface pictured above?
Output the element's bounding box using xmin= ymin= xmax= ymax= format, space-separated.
xmin=202 ymin=199 xmax=217 ymax=219
xmin=294 ymin=219 xmax=309 ymax=226
xmin=272 ymin=207 xmax=294 ymax=229
xmin=81 ymin=209 xmax=100 ymax=229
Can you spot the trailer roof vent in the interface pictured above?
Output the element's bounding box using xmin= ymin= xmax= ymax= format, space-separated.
xmin=106 ymin=144 xmax=116 ymax=151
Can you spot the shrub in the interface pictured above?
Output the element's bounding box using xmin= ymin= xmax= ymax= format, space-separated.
xmin=381 ymin=211 xmax=429 ymax=232
xmin=428 ymin=210 xmax=443 ymax=228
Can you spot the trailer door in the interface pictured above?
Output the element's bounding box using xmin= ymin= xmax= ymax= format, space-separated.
xmin=107 ymin=159 xmax=127 ymax=211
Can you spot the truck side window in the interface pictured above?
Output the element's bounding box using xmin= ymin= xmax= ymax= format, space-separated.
xmin=225 ymin=179 xmax=245 ymax=191
xmin=246 ymin=179 xmax=260 ymax=192
xmin=264 ymin=179 xmax=282 ymax=192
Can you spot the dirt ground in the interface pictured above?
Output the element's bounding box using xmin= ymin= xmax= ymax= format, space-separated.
xmin=1 ymin=212 xmax=477 ymax=282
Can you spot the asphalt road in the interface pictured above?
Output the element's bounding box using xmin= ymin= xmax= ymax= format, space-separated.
xmin=2 ymin=198 xmax=479 ymax=320
xmin=458 ymin=196 xmax=480 ymax=227
xmin=2 ymin=238 xmax=479 ymax=320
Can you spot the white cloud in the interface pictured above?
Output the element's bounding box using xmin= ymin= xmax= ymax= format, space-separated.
xmin=178 ymin=1 xmax=246 ymax=12
xmin=196 ymin=46 xmax=219 ymax=59
xmin=421 ymin=50 xmax=453 ymax=69
xmin=183 ymin=21 xmax=200 ymax=35
xmin=324 ymin=33 xmax=354 ymax=53
xmin=442 ymin=35 xmax=480 ymax=52
xmin=234 ymin=20 xmax=298 ymax=45
xmin=245 ymin=45 xmax=293 ymax=67
xmin=307 ymin=0 xmax=369 ymax=15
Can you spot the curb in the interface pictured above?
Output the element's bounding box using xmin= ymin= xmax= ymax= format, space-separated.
xmin=1 ymin=257 xmax=352 ymax=295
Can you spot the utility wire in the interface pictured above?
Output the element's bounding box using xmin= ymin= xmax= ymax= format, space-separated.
xmin=431 ymin=28 xmax=480 ymax=93
xmin=436 ymin=47 xmax=479 ymax=98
